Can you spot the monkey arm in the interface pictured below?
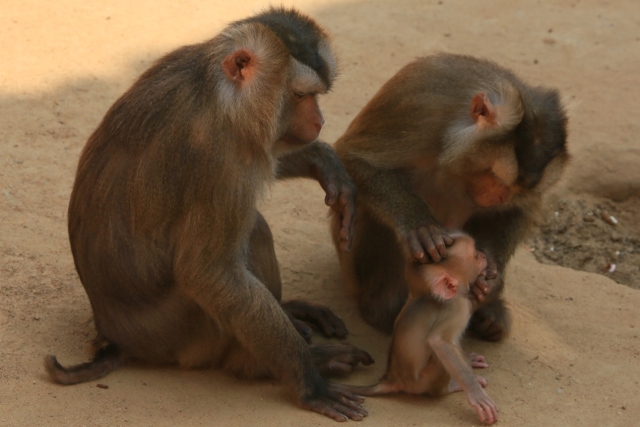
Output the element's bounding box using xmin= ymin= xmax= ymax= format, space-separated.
xmin=276 ymin=141 xmax=357 ymax=251
xmin=176 ymin=250 xmax=364 ymax=414
xmin=464 ymin=206 xmax=531 ymax=269
xmin=428 ymin=335 xmax=497 ymax=424
xmin=428 ymin=335 xmax=478 ymax=394
xmin=464 ymin=206 xmax=532 ymax=307
xmin=341 ymin=154 xmax=452 ymax=262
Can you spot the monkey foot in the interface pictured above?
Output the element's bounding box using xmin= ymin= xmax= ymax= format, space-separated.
xmin=468 ymin=352 xmax=489 ymax=369
xmin=282 ymin=300 xmax=348 ymax=342
xmin=311 ymin=343 xmax=375 ymax=377
xmin=468 ymin=301 xmax=511 ymax=342
xmin=301 ymin=382 xmax=368 ymax=422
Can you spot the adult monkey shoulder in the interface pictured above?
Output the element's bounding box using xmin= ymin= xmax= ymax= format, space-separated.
xmin=331 ymin=53 xmax=569 ymax=340
xmin=46 ymin=7 xmax=373 ymax=421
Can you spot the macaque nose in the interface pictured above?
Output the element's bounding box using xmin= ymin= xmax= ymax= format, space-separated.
xmin=315 ymin=114 xmax=325 ymax=133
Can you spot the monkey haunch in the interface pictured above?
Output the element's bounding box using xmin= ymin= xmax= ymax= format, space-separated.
xmin=331 ymin=53 xmax=569 ymax=341
xmin=342 ymin=234 xmax=498 ymax=425
xmin=46 ymin=8 xmax=373 ymax=422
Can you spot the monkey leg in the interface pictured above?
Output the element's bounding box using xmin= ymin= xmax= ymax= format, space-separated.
xmin=247 ymin=211 xmax=283 ymax=299
xmin=345 ymin=209 xmax=409 ymax=334
xmin=249 ymin=211 xmax=350 ymax=341
xmin=419 ymin=359 xmax=452 ymax=396
xmin=467 ymin=254 xmax=511 ymax=341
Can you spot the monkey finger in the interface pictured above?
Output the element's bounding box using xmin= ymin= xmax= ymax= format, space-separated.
xmin=324 ymin=308 xmax=349 ymax=338
xmin=327 ymin=384 xmax=366 ymax=404
xmin=328 ymin=391 xmax=368 ymax=416
xmin=339 ymin=193 xmax=355 ymax=221
xmin=308 ymin=307 xmax=344 ymax=338
xmin=472 ymin=403 xmax=487 ymax=424
xmin=481 ymin=401 xmax=497 ymax=425
xmin=468 ymin=353 xmax=489 ymax=369
xmin=289 ymin=318 xmax=313 ymax=342
xmin=485 ymin=260 xmax=498 ymax=280
xmin=405 ymin=233 xmax=426 ymax=262
xmin=429 ymin=227 xmax=450 ymax=259
xmin=333 ymin=349 xmax=376 ymax=367
xmin=336 ymin=397 xmax=368 ymax=417
xmin=312 ymin=344 xmax=374 ymax=377
xmin=474 ymin=375 xmax=489 ymax=387
xmin=471 ymin=286 xmax=486 ymax=305
xmin=475 ymin=277 xmax=490 ymax=294
xmin=326 ymin=360 xmax=356 ymax=375
xmin=417 ymin=228 xmax=441 ymax=262
xmin=301 ymin=401 xmax=348 ymax=422
xmin=330 ymin=402 xmax=365 ymax=421
xmin=281 ymin=301 xmax=347 ymax=338
xmin=443 ymin=233 xmax=454 ymax=246
xmin=324 ymin=183 xmax=338 ymax=206
xmin=340 ymin=195 xmax=356 ymax=250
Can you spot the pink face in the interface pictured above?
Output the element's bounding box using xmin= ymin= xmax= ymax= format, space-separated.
xmin=446 ymin=235 xmax=487 ymax=284
xmin=281 ymin=93 xmax=325 ymax=146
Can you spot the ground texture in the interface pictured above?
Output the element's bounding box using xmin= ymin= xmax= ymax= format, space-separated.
xmin=1 ymin=1 xmax=639 ymax=426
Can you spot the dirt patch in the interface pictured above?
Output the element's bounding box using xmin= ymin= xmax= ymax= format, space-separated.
xmin=527 ymin=194 xmax=640 ymax=289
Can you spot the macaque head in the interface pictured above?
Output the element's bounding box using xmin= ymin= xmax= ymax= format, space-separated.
xmin=220 ymin=8 xmax=337 ymax=151
xmin=464 ymin=86 xmax=569 ymax=208
xmin=408 ymin=233 xmax=487 ymax=301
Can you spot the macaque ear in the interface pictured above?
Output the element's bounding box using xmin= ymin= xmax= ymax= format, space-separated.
xmin=470 ymin=92 xmax=497 ymax=129
xmin=432 ymin=273 xmax=459 ymax=300
xmin=222 ymin=48 xmax=256 ymax=84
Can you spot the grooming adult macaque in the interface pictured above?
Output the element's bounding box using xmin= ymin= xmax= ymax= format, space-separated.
xmin=342 ymin=233 xmax=497 ymax=425
xmin=331 ymin=53 xmax=569 ymax=340
xmin=45 ymin=8 xmax=375 ymax=421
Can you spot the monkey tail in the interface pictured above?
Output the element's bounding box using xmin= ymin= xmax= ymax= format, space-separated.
xmin=342 ymin=381 xmax=397 ymax=396
xmin=44 ymin=343 xmax=124 ymax=385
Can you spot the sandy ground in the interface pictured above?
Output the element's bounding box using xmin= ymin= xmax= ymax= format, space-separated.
xmin=1 ymin=0 xmax=639 ymax=426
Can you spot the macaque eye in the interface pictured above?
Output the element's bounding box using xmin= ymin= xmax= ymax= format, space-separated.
xmin=474 ymin=251 xmax=479 ymax=260
xmin=293 ymin=92 xmax=306 ymax=101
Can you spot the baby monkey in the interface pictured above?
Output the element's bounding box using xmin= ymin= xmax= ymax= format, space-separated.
xmin=344 ymin=233 xmax=497 ymax=425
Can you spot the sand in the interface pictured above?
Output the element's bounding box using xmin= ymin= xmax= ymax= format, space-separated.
xmin=1 ymin=0 xmax=639 ymax=426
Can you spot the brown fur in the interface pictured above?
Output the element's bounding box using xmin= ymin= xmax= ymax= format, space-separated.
xmin=46 ymin=8 xmax=373 ymax=422
xmin=331 ymin=53 xmax=569 ymax=340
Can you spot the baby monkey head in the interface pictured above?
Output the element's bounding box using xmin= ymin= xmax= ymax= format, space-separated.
xmin=409 ymin=233 xmax=487 ymax=302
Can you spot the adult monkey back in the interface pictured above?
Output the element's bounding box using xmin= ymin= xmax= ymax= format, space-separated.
xmin=331 ymin=53 xmax=569 ymax=341
xmin=46 ymin=8 xmax=374 ymax=421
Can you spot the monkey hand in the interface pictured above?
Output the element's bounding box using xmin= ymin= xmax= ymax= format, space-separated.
xmin=311 ymin=343 xmax=375 ymax=377
xmin=317 ymin=168 xmax=357 ymax=252
xmin=300 ymin=381 xmax=368 ymax=422
xmin=465 ymin=386 xmax=498 ymax=425
xmin=469 ymin=258 xmax=498 ymax=308
xmin=282 ymin=300 xmax=349 ymax=342
xmin=404 ymin=224 xmax=453 ymax=263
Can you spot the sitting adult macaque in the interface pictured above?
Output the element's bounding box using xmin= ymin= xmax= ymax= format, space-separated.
xmin=341 ymin=233 xmax=497 ymax=425
xmin=331 ymin=53 xmax=569 ymax=341
xmin=45 ymin=8 xmax=375 ymax=422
